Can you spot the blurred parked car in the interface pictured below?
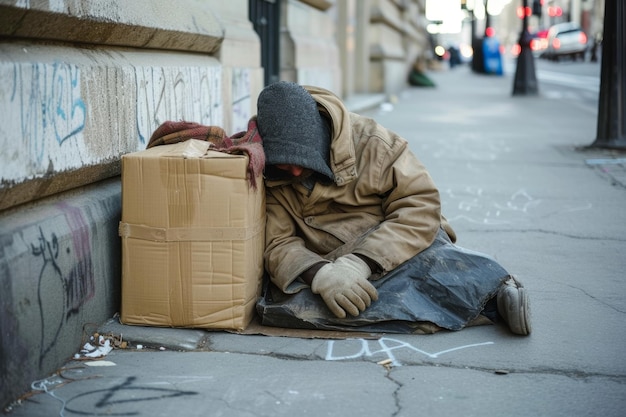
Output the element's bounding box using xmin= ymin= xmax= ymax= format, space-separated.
xmin=542 ymin=22 xmax=588 ymax=61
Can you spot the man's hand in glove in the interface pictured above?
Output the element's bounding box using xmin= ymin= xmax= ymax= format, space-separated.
xmin=311 ymin=254 xmax=379 ymax=318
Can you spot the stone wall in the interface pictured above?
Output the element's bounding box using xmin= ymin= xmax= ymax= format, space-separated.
xmin=0 ymin=0 xmax=262 ymax=408
xmin=368 ymin=0 xmax=429 ymax=96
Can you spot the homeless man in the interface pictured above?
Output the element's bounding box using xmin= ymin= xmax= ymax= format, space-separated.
xmin=255 ymin=81 xmax=531 ymax=336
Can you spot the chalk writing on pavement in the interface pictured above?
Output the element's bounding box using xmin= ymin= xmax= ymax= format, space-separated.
xmin=325 ymin=338 xmax=494 ymax=367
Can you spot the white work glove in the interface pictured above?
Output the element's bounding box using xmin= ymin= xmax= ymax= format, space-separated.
xmin=311 ymin=254 xmax=379 ymax=318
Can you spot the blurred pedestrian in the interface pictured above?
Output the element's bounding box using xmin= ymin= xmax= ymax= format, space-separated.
xmin=408 ymin=57 xmax=436 ymax=87
xmin=590 ymin=32 xmax=601 ymax=62
xmin=448 ymin=45 xmax=461 ymax=68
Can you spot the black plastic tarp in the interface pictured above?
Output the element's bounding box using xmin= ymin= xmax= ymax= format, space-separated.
xmin=257 ymin=230 xmax=508 ymax=334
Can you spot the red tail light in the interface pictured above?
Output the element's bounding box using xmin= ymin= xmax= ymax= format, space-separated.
xmin=531 ymin=39 xmax=539 ymax=50
xmin=552 ymin=38 xmax=561 ymax=49
xmin=579 ymin=32 xmax=588 ymax=44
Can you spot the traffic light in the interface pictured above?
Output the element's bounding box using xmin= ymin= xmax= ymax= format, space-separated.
xmin=532 ymin=0 xmax=542 ymax=17
xmin=517 ymin=6 xmax=532 ymax=18
xmin=548 ymin=6 xmax=563 ymax=17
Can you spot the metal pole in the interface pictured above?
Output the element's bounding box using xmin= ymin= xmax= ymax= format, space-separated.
xmin=470 ymin=3 xmax=484 ymax=73
xmin=512 ymin=0 xmax=538 ymax=95
xmin=484 ymin=0 xmax=491 ymax=35
xmin=590 ymin=0 xmax=626 ymax=149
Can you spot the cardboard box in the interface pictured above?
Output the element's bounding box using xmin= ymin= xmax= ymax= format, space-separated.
xmin=119 ymin=140 xmax=265 ymax=330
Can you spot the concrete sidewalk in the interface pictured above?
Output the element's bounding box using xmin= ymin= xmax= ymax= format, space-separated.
xmin=6 ymin=65 xmax=626 ymax=417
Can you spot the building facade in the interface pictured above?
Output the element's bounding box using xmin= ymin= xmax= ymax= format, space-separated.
xmin=0 ymin=0 xmax=431 ymax=408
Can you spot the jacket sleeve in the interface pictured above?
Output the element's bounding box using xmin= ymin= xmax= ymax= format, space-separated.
xmin=264 ymin=191 xmax=330 ymax=293
xmin=351 ymin=129 xmax=452 ymax=272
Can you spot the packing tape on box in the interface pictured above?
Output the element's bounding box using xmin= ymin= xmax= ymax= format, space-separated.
xmin=118 ymin=221 xmax=264 ymax=242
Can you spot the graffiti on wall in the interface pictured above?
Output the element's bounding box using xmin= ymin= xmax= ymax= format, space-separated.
xmin=2 ymin=59 xmax=225 ymax=184
xmin=29 ymin=203 xmax=95 ymax=368
xmin=2 ymin=61 xmax=87 ymax=181
xmin=134 ymin=65 xmax=222 ymax=146
xmin=231 ymin=68 xmax=251 ymax=133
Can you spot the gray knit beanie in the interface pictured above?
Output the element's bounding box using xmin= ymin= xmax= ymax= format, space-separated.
xmin=257 ymin=81 xmax=334 ymax=182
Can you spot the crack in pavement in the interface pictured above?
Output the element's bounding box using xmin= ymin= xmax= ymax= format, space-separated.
xmin=383 ymin=369 xmax=402 ymax=417
xmin=388 ymin=362 xmax=626 ymax=383
xmin=463 ymin=228 xmax=626 ymax=242
xmin=561 ymin=282 xmax=626 ymax=314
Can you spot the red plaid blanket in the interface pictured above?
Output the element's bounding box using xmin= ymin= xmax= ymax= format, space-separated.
xmin=147 ymin=118 xmax=265 ymax=189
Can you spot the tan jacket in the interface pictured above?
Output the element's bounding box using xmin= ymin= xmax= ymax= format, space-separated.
xmin=264 ymin=85 xmax=456 ymax=293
